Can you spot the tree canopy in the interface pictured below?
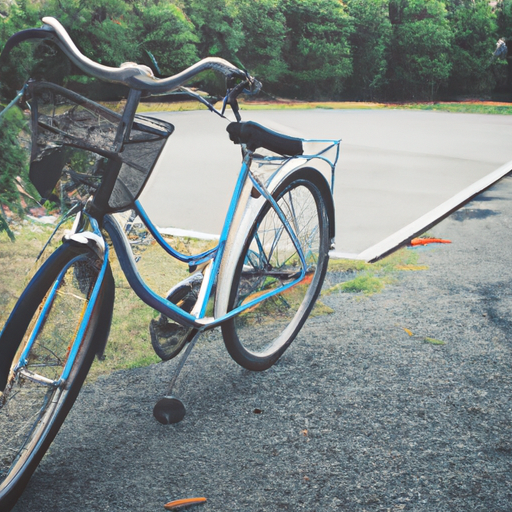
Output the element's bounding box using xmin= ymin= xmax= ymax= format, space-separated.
xmin=1 ymin=0 xmax=511 ymax=238
xmin=0 ymin=0 xmax=511 ymax=102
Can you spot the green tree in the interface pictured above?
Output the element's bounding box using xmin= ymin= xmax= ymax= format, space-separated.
xmin=280 ymin=0 xmax=353 ymax=99
xmin=0 ymin=105 xmax=31 ymax=240
xmin=495 ymin=0 xmax=512 ymax=95
xmin=235 ymin=0 xmax=288 ymax=87
xmin=388 ymin=0 xmax=453 ymax=100
xmin=132 ymin=1 xmax=199 ymax=76
xmin=497 ymin=0 xmax=512 ymax=39
xmin=42 ymin=0 xmax=137 ymax=66
xmin=178 ymin=0 xmax=244 ymax=94
xmin=445 ymin=0 xmax=498 ymax=97
xmin=183 ymin=0 xmax=244 ymax=60
xmin=346 ymin=0 xmax=392 ymax=100
xmin=0 ymin=0 xmax=40 ymax=99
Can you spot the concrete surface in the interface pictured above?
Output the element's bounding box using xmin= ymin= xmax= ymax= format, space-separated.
xmin=139 ymin=109 xmax=512 ymax=257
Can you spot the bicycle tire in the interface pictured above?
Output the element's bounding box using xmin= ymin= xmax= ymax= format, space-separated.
xmin=0 ymin=242 xmax=114 ymax=511
xmin=221 ymin=168 xmax=332 ymax=371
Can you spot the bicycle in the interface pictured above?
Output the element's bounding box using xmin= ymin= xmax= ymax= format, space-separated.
xmin=0 ymin=17 xmax=340 ymax=510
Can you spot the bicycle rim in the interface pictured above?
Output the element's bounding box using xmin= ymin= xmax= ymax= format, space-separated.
xmin=0 ymin=247 xmax=104 ymax=509
xmin=222 ymin=170 xmax=330 ymax=370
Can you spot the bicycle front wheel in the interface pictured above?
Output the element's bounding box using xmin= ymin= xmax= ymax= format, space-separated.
xmin=221 ymin=168 xmax=332 ymax=371
xmin=0 ymin=243 xmax=114 ymax=511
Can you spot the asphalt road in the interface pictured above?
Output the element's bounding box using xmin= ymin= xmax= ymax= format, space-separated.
xmin=139 ymin=108 xmax=512 ymax=256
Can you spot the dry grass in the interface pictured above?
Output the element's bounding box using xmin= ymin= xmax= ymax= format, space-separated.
xmin=99 ymin=98 xmax=512 ymax=116
xmin=1 ymin=221 xmax=427 ymax=380
xmin=0 ymin=221 xmax=217 ymax=381
xmin=324 ymin=248 xmax=427 ymax=296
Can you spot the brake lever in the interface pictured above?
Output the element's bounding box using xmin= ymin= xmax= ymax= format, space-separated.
xmin=221 ymin=79 xmax=248 ymax=122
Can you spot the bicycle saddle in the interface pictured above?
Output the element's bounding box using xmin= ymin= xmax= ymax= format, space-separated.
xmin=227 ymin=121 xmax=303 ymax=156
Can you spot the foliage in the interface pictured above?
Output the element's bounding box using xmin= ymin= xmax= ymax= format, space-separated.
xmin=495 ymin=0 xmax=512 ymax=93
xmin=445 ymin=0 xmax=498 ymax=97
xmin=183 ymin=0 xmax=244 ymax=61
xmin=133 ymin=1 xmax=199 ymax=76
xmin=235 ymin=0 xmax=288 ymax=86
xmin=0 ymin=105 xmax=32 ymax=240
xmin=279 ymin=0 xmax=353 ymax=99
xmin=0 ymin=0 xmax=40 ymax=99
xmin=496 ymin=0 xmax=512 ymax=40
xmin=388 ymin=0 xmax=453 ymax=100
xmin=346 ymin=0 xmax=392 ymax=100
xmin=0 ymin=0 xmax=511 ymax=102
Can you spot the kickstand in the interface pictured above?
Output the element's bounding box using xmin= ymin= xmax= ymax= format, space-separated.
xmin=153 ymin=330 xmax=201 ymax=424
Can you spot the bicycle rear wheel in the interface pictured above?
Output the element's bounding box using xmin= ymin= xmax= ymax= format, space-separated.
xmin=0 ymin=243 xmax=114 ymax=511
xmin=221 ymin=168 xmax=332 ymax=371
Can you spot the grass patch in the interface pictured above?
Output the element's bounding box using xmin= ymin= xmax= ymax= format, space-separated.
xmin=394 ymin=102 xmax=512 ymax=115
xmin=0 ymin=221 xmax=62 ymax=326
xmin=0 ymin=220 xmax=214 ymax=382
xmin=335 ymin=272 xmax=389 ymax=295
xmin=102 ymin=98 xmax=512 ymax=116
xmin=324 ymin=247 xmax=426 ymax=296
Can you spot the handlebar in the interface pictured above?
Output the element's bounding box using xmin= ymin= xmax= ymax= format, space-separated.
xmin=1 ymin=17 xmax=261 ymax=97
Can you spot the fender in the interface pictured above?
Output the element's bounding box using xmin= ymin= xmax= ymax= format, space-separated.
xmin=214 ymin=165 xmax=334 ymax=320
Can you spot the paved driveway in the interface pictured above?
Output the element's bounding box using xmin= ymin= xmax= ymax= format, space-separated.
xmin=139 ymin=108 xmax=512 ymax=258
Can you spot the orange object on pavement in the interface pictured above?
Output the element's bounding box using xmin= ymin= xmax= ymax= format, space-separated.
xmin=164 ymin=497 xmax=207 ymax=510
xmin=410 ymin=237 xmax=451 ymax=246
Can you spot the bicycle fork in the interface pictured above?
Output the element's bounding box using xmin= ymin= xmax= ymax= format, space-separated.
xmin=6 ymin=216 xmax=108 ymax=394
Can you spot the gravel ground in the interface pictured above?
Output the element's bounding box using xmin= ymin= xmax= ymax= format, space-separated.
xmin=13 ymin=177 xmax=512 ymax=512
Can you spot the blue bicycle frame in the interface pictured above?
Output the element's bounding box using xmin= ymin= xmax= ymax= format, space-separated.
xmin=9 ymin=216 xmax=110 ymax=388
xmin=104 ymin=139 xmax=340 ymax=330
xmin=10 ymin=135 xmax=340 ymax=387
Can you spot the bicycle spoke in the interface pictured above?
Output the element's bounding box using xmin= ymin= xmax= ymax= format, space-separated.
xmin=0 ymin=251 xmax=102 ymax=498
xmin=223 ymin=173 xmax=330 ymax=369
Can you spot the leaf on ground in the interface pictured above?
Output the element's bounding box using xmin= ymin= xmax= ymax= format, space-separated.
xmin=403 ymin=327 xmax=414 ymax=336
xmin=395 ymin=264 xmax=429 ymax=271
xmin=164 ymin=497 xmax=207 ymax=510
xmin=423 ymin=337 xmax=446 ymax=345
xmin=410 ymin=238 xmax=451 ymax=246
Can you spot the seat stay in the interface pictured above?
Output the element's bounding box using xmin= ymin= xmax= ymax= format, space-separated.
xmin=248 ymin=171 xmax=308 ymax=274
